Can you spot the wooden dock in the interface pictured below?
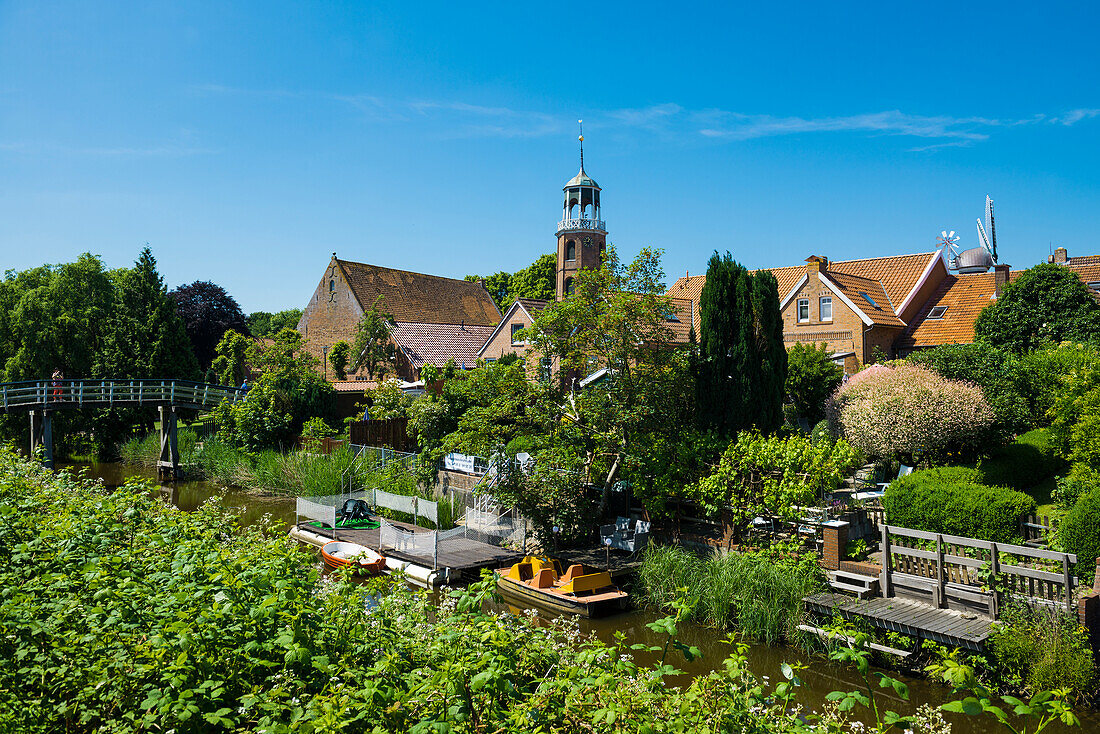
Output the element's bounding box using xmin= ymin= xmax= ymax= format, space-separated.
xmin=803 ymin=592 xmax=994 ymax=651
xmin=558 ymin=547 xmax=644 ymax=582
xmin=326 ymin=521 xmax=522 ymax=581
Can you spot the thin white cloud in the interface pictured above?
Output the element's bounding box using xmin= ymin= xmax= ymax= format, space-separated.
xmin=1054 ymin=108 xmax=1100 ymax=125
xmin=185 ymin=84 xmax=1100 ymax=150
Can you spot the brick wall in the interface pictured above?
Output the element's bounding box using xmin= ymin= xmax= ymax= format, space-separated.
xmin=296 ymin=257 xmax=412 ymax=381
xmin=783 ymin=271 xmax=866 ymax=369
xmin=480 ymin=307 xmax=536 ymax=362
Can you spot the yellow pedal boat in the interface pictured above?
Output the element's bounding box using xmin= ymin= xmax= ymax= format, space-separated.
xmin=495 ymin=556 xmax=628 ymax=618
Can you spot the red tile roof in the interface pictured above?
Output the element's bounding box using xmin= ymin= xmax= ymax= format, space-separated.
xmin=336 ymin=259 xmax=501 ymax=326
xmin=822 ymin=271 xmax=905 ymax=326
xmin=896 ymin=271 xmax=1019 ymax=348
xmin=391 ymin=322 xmax=497 ymax=369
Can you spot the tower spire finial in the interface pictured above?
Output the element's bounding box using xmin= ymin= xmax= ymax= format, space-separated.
xmin=578 ymin=119 xmax=584 ymax=170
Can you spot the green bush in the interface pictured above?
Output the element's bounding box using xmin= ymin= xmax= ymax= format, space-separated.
xmin=976 ymin=428 xmax=1067 ymax=491
xmin=810 ymin=419 xmax=831 ymax=444
xmin=988 ymin=601 xmax=1095 ymax=696
xmin=1054 ymin=465 xmax=1100 ymax=510
xmin=1059 ymin=487 xmax=1100 ymax=582
xmin=883 ymin=467 xmax=1036 ymax=543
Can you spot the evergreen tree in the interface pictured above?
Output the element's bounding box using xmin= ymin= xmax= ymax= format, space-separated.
xmin=697 ymin=252 xmax=785 ymax=436
xmin=751 ymin=269 xmax=787 ymax=433
xmin=97 ymin=247 xmax=199 ymax=381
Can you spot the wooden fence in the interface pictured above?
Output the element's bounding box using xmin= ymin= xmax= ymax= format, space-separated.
xmin=349 ymin=419 xmax=416 ymax=452
xmin=1020 ymin=514 xmax=1058 ymax=545
xmin=881 ymin=524 xmax=1077 ymax=615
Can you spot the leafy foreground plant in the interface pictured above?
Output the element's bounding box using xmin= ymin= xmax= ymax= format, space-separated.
xmin=0 ymin=447 xmax=1080 ymax=733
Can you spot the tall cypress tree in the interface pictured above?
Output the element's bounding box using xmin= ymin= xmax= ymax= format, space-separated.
xmin=750 ymin=269 xmax=787 ymax=433
xmin=697 ymin=252 xmax=785 ymax=437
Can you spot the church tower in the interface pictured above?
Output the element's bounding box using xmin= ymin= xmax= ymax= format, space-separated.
xmin=556 ymin=121 xmax=606 ymax=300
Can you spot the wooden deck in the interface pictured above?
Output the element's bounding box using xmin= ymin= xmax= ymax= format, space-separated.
xmin=326 ymin=521 xmax=521 ymax=579
xmin=558 ymin=547 xmax=645 ymax=581
xmin=803 ymin=592 xmax=995 ymax=651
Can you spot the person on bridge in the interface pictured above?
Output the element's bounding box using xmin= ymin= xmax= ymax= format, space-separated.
xmin=51 ymin=369 xmax=63 ymax=401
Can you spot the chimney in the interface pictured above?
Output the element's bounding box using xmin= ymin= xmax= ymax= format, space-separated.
xmin=1053 ymin=246 xmax=1069 ymax=264
xmin=805 ymin=255 xmax=827 ymax=275
xmin=994 ymin=263 xmax=1010 ymax=297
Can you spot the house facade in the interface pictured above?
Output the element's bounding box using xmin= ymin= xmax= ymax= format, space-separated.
xmin=297 ymin=254 xmax=501 ymax=382
xmin=669 ymin=245 xmax=1099 ymax=373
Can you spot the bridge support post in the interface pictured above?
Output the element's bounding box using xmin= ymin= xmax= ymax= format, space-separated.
xmin=157 ymin=405 xmax=179 ymax=481
xmin=28 ymin=410 xmax=54 ymax=469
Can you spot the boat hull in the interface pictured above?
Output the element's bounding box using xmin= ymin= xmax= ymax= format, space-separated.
xmin=495 ymin=570 xmax=628 ymax=618
xmin=321 ymin=541 xmax=386 ymax=576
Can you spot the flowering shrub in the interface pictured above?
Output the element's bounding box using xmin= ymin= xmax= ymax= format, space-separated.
xmin=829 ymin=363 xmax=995 ymax=462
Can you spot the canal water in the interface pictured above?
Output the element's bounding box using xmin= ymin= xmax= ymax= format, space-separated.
xmin=60 ymin=460 xmax=1096 ymax=733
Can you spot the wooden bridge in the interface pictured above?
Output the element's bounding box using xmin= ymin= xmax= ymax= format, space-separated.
xmin=1 ymin=379 xmax=246 ymax=476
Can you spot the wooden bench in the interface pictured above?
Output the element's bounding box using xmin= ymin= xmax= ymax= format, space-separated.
xmin=829 ymin=570 xmax=879 ymax=599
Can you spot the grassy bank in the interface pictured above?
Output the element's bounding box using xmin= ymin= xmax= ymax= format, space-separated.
xmin=119 ymin=429 xmax=458 ymax=528
xmin=637 ymin=544 xmax=824 ymax=645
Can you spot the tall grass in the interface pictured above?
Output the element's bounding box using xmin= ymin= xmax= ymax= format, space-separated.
xmin=118 ymin=431 xmax=455 ymax=526
xmin=637 ymin=545 xmax=823 ymax=645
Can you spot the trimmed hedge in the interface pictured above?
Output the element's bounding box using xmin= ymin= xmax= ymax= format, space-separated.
xmin=883 ymin=467 xmax=1036 ymax=544
xmin=976 ymin=428 xmax=1066 ymax=491
xmin=1059 ymin=487 xmax=1100 ymax=582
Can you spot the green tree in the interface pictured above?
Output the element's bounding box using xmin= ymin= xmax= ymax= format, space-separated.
xmin=97 ymin=246 xmax=199 ymax=381
xmin=751 ymin=270 xmax=787 ymax=433
xmin=351 ymin=296 xmax=396 ymax=380
xmin=697 ymin=252 xmax=785 ymax=436
xmin=210 ymin=329 xmax=253 ymax=386
xmin=785 ymin=342 xmax=843 ymax=425
xmin=465 ymin=253 xmax=556 ymax=311
xmin=246 ymin=308 xmax=303 ymax=338
xmin=974 ymin=263 xmax=1100 ymax=353
xmin=510 ymin=253 xmax=556 ymax=302
xmin=525 ymin=246 xmax=687 ymax=510
xmin=329 ymin=340 xmax=351 ymax=380
xmin=213 ymin=328 xmax=335 ymax=451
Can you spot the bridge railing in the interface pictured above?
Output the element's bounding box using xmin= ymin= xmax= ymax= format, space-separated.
xmin=0 ymin=379 xmax=247 ymax=412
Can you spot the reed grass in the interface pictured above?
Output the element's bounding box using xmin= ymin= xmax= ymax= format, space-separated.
xmin=118 ymin=431 xmax=455 ymax=526
xmin=637 ymin=545 xmax=823 ymax=645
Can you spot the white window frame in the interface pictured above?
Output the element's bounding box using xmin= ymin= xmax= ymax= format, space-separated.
xmin=819 ymin=295 xmax=833 ymax=322
xmin=797 ymin=298 xmax=810 ymax=323
xmin=510 ymin=323 xmax=525 ymax=346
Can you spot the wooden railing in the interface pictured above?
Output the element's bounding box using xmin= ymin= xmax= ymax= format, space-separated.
xmin=881 ymin=525 xmax=1078 ymax=615
xmin=0 ymin=379 xmax=246 ymax=412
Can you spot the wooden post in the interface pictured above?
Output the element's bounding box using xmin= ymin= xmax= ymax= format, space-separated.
xmin=989 ymin=542 xmax=1000 ymax=617
xmin=880 ymin=525 xmax=892 ymax=598
xmin=935 ymin=534 xmax=945 ymax=608
xmin=42 ymin=412 xmax=53 ymax=469
xmin=1064 ymin=555 xmax=1074 ymax=613
xmin=157 ymin=405 xmax=179 ymax=481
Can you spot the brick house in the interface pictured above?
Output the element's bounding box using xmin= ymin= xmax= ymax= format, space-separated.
xmin=669 ymin=245 xmax=1100 ymax=372
xmin=297 ymin=254 xmax=501 ymax=382
xmin=669 ymin=251 xmax=946 ymax=373
xmin=477 ymin=298 xmax=549 ymax=364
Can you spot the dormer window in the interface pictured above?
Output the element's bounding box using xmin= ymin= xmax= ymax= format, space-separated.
xmin=927 ymin=306 xmax=948 ymax=319
xmin=797 ymin=298 xmax=810 ymax=323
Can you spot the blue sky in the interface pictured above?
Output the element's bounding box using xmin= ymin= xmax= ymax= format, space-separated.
xmin=1 ymin=1 xmax=1098 ymax=312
